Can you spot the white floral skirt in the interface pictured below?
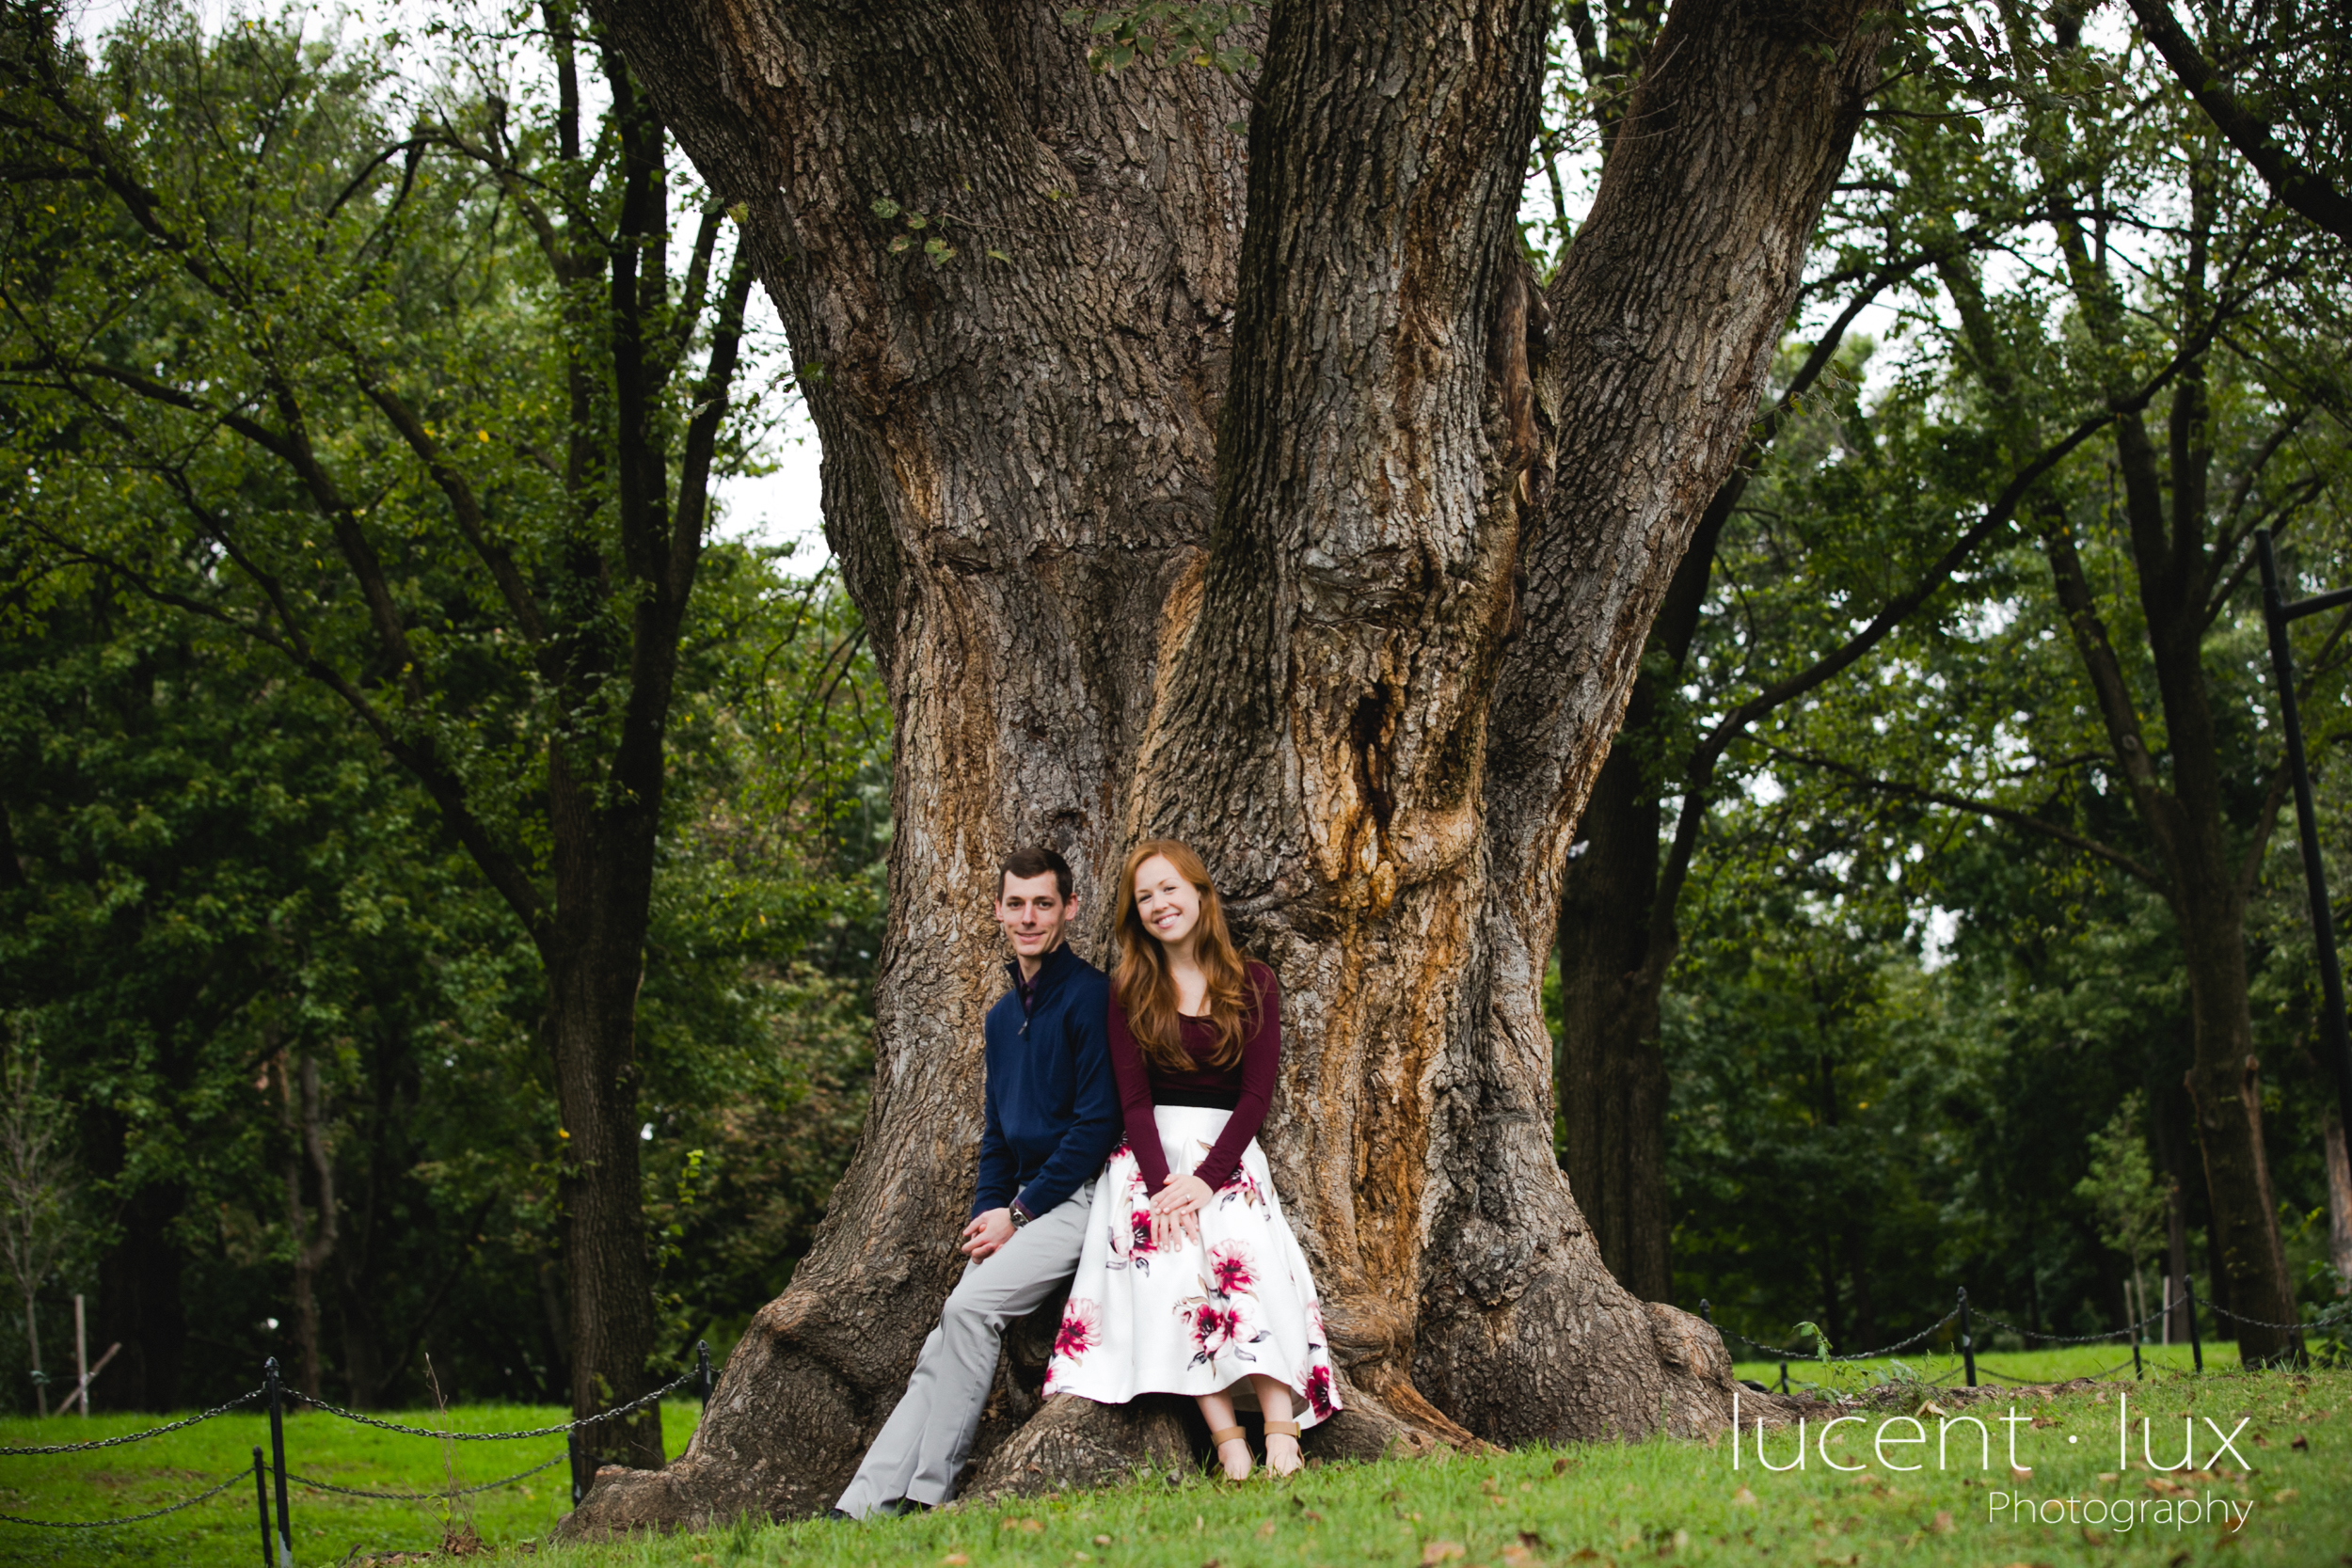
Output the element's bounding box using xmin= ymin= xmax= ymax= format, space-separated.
xmin=1044 ymin=1104 xmax=1340 ymax=1426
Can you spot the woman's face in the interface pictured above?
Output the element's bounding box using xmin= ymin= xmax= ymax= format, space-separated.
xmin=1133 ymin=854 xmax=1202 ymax=951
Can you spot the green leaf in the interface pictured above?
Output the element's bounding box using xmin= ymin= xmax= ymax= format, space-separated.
xmin=869 ymin=196 xmax=901 ymax=221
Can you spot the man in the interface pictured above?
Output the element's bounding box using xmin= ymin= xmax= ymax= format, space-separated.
xmin=829 ymin=845 xmax=1120 ymax=1519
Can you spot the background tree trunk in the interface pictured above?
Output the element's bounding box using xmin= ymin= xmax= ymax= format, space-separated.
xmin=571 ymin=0 xmax=1883 ymax=1527
xmin=1553 ymin=508 xmax=1724 ymax=1304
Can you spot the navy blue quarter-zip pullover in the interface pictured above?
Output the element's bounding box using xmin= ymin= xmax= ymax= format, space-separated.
xmin=971 ymin=942 xmax=1119 ymax=1220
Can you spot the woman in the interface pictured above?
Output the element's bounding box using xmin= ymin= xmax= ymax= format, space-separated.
xmin=1044 ymin=840 xmax=1340 ymax=1479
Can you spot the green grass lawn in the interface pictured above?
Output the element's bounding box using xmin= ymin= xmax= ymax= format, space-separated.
xmin=3 ymin=1366 xmax=2344 ymax=1568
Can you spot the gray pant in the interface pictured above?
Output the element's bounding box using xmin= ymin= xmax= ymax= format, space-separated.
xmin=834 ymin=1180 xmax=1093 ymax=1518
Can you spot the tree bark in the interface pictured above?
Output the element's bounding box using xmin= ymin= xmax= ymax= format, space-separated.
xmin=571 ymin=0 xmax=1883 ymax=1528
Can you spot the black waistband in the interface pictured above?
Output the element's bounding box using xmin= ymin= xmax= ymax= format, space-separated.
xmin=1154 ymin=1086 xmax=1239 ymax=1111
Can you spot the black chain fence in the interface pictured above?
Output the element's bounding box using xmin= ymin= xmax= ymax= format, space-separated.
xmin=0 ymin=1343 xmax=715 ymax=1552
xmin=1702 ymin=1281 xmax=2352 ymax=1396
xmin=0 ymin=1386 xmax=266 ymax=1456
xmin=292 ymin=1370 xmax=694 ymax=1442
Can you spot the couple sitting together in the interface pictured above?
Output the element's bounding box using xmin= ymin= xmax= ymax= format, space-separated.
xmin=831 ymin=840 xmax=1340 ymax=1519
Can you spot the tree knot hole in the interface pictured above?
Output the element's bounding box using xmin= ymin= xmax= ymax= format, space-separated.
xmin=1350 ymin=688 xmax=1397 ymax=837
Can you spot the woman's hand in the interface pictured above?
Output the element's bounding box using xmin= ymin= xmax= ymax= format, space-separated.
xmin=1150 ymin=1172 xmax=1214 ymax=1253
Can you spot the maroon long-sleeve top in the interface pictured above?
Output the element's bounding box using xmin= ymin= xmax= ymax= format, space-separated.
xmin=1106 ymin=961 xmax=1281 ymax=1195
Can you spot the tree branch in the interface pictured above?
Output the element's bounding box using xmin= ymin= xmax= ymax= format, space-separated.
xmin=2237 ymin=763 xmax=2292 ymax=899
xmin=2122 ymin=0 xmax=2352 ymax=245
xmin=352 ymin=372 xmax=550 ymax=641
xmin=668 ymin=243 xmax=755 ymax=600
xmin=1772 ymin=743 xmax=2169 ymax=893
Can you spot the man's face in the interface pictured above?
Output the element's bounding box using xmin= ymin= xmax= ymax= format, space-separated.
xmin=995 ymin=871 xmax=1073 ymax=961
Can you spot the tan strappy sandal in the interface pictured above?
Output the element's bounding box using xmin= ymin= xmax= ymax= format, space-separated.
xmin=1263 ymin=1418 xmax=1304 ymax=1479
xmin=1207 ymin=1424 xmax=1253 ymax=1481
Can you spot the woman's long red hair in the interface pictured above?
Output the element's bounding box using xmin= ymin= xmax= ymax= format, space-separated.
xmin=1113 ymin=839 xmax=1256 ymax=1073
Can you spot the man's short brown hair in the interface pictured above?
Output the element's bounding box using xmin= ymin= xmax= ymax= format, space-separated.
xmin=999 ymin=846 xmax=1073 ymax=901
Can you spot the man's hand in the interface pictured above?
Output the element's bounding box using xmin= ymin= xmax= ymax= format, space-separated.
xmin=1149 ymin=1173 xmax=1213 ymax=1253
xmin=961 ymin=1207 xmax=1017 ymax=1259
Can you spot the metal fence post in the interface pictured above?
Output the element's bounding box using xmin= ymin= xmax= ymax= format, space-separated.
xmin=2130 ymin=1306 xmax=2143 ymax=1381
xmin=2185 ymin=1274 xmax=2204 ymax=1374
xmin=1777 ymin=1361 xmax=1788 ymax=1395
xmin=569 ymin=1426 xmax=585 ymax=1507
xmin=1958 ymin=1288 xmax=1977 ymax=1388
xmin=697 ymin=1340 xmax=713 ymax=1407
xmin=263 ymin=1357 xmax=293 ymax=1567
xmin=253 ymin=1447 xmax=272 ymax=1568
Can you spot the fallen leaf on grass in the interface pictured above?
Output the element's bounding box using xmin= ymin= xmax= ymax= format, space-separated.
xmin=1258 ymin=1521 xmax=1278 ymax=1539
xmin=1553 ymin=1455 xmax=1574 ymax=1475
xmin=1422 ymin=1542 xmax=1467 ymax=1565
xmin=2269 ymin=1488 xmax=2297 ymax=1503
xmin=1730 ymin=1486 xmax=1757 ymax=1507
xmin=941 ymin=1557 xmax=969 ymax=1565
xmin=1929 ymin=1510 xmax=1953 ymax=1534
xmin=2290 ymin=1435 xmax=2309 ymax=1451
xmin=2011 ymin=1465 xmax=2032 ymax=1480
xmin=1093 ymin=1534 xmax=1113 ymax=1544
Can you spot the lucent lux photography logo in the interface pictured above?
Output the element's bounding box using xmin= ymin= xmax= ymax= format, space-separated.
xmin=1725 ymin=1390 xmax=2258 ymax=1533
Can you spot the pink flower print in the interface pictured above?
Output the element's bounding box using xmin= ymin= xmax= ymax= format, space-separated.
xmin=1188 ymin=1302 xmax=1244 ymax=1359
xmin=1304 ymin=1364 xmax=1335 ymax=1418
xmin=1055 ymin=1297 xmax=1103 ymax=1360
xmin=1185 ymin=1291 xmax=1263 ymax=1364
xmin=1306 ymin=1299 xmax=1327 ymax=1343
xmin=1129 ymin=1209 xmax=1158 ymax=1254
xmin=1206 ymin=1240 xmax=1257 ymax=1296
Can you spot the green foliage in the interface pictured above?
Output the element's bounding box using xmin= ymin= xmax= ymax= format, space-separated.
xmin=1634 ymin=1 xmax=2352 ymax=1356
xmin=0 ymin=3 xmax=887 ymax=1410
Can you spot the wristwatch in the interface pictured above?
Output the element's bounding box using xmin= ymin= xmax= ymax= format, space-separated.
xmin=1009 ymin=1199 xmax=1033 ymax=1228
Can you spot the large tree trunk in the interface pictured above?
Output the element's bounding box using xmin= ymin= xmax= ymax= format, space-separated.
xmin=569 ymin=0 xmax=1882 ymax=1527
